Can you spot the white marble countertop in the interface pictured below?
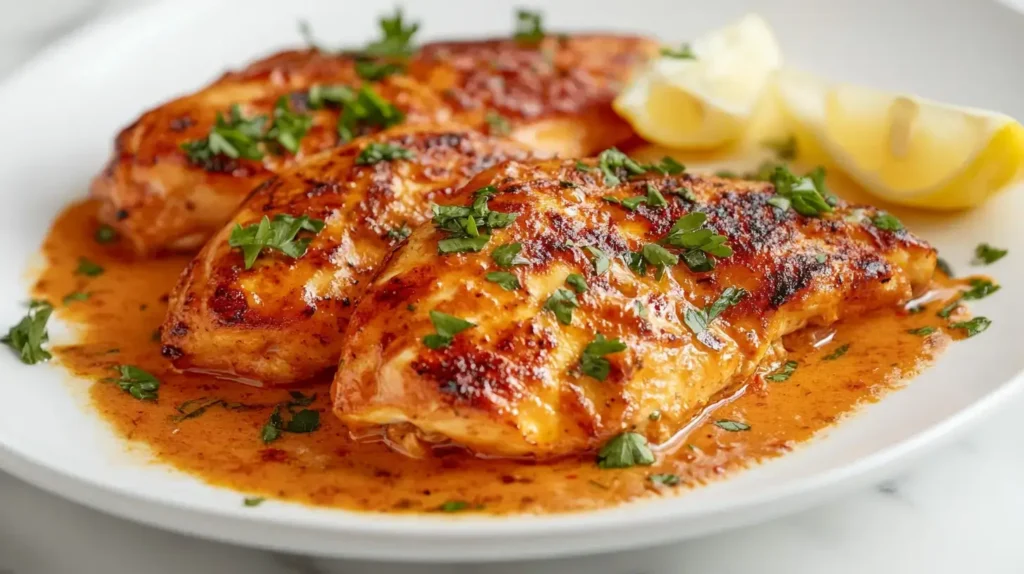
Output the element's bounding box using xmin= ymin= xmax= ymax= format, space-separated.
xmin=2 ymin=2 xmax=1024 ymax=573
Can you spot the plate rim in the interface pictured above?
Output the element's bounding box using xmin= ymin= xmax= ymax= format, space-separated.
xmin=1 ymin=0 xmax=1023 ymax=561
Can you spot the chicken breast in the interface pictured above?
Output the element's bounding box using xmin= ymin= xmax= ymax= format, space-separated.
xmin=331 ymin=159 xmax=937 ymax=459
xmin=161 ymin=125 xmax=532 ymax=385
xmin=92 ymin=34 xmax=657 ymax=255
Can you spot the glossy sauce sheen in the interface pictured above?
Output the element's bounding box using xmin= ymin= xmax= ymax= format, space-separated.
xmin=35 ymin=200 xmax=952 ymax=514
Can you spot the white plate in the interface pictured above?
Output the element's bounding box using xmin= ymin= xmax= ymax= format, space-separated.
xmin=0 ymin=0 xmax=1022 ymax=563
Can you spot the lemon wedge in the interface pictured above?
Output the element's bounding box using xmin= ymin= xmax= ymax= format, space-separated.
xmin=776 ymin=69 xmax=1024 ymax=210
xmin=614 ymin=14 xmax=782 ymax=150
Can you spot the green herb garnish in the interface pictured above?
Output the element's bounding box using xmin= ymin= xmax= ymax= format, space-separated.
xmin=597 ymin=432 xmax=655 ymax=469
xmin=432 ymin=186 xmax=517 ymax=254
xmin=649 ymin=473 xmax=681 ymax=486
xmin=585 ymin=246 xmax=610 ymax=275
xmin=2 ymin=300 xmax=53 ymax=364
xmin=363 ymin=8 xmax=419 ymax=58
xmin=228 ymin=214 xmax=325 ymax=269
xmin=243 ymin=497 xmax=266 ymax=507
xmin=486 ymin=111 xmax=511 ymax=136
xmin=265 ymin=96 xmax=312 ymax=154
xmin=936 ymin=257 xmax=954 ymax=277
xmin=579 ymin=333 xmax=627 ymax=382
xmin=566 ymin=273 xmax=588 ymax=294
xmin=110 ymin=365 xmax=160 ymax=401
xmin=768 ymin=165 xmax=833 ymax=217
xmin=822 ymin=343 xmax=850 ymax=361
xmin=485 ymin=271 xmax=520 ymax=291
xmin=354 ymin=59 xmax=405 ymax=81
xmin=950 ymin=317 xmax=991 ymax=338
xmin=684 ymin=287 xmax=747 ymax=344
xmin=75 ymin=257 xmax=104 ymax=277
xmin=387 ymin=225 xmax=411 ymax=241
xmin=491 ymin=242 xmax=526 ymax=267
xmin=63 ymin=292 xmax=90 ymax=305
xmin=907 ymin=326 xmax=937 ymax=336
xmin=871 ymin=211 xmax=904 ymax=231
xmin=543 ymin=288 xmax=578 ymax=325
xmin=713 ymin=419 xmax=750 ymax=432
xmin=962 ymin=278 xmax=1000 ymax=300
xmin=763 ymin=135 xmax=797 ymax=160
xmin=356 ymin=142 xmax=414 ymax=165
xmin=438 ymin=500 xmax=471 ymax=512
xmin=765 ymin=360 xmax=797 ymax=382
xmin=513 ymin=10 xmax=544 ymax=45
xmin=423 ymin=310 xmax=475 ymax=349
xmin=659 ymin=212 xmax=733 ymax=272
xmin=94 ymin=224 xmax=117 ymax=244
xmin=973 ymin=243 xmax=1007 ymax=265
xmin=181 ymin=104 xmax=267 ymax=167
xmin=661 ymin=43 xmax=696 ymax=59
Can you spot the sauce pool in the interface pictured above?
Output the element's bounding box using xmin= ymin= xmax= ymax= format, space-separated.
xmin=33 ymin=199 xmax=952 ymax=514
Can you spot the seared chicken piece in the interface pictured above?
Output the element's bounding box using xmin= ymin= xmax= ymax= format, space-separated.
xmin=91 ymin=50 xmax=449 ymax=255
xmin=332 ymin=160 xmax=936 ymax=459
xmin=92 ymin=35 xmax=656 ymax=255
xmin=408 ymin=34 xmax=658 ymax=156
xmin=161 ymin=125 xmax=531 ymax=385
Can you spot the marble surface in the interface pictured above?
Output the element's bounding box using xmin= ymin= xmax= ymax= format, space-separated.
xmin=2 ymin=2 xmax=1024 ymax=573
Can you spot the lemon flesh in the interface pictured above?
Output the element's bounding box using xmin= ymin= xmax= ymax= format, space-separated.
xmin=614 ymin=14 xmax=782 ymax=150
xmin=776 ymin=69 xmax=1024 ymax=210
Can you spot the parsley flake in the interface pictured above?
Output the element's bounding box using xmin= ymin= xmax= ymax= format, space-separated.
xmin=579 ymin=333 xmax=627 ymax=381
xmin=243 ymin=497 xmax=266 ymax=507
xmin=714 ymin=419 xmax=750 ymax=432
xmin=661 ymin=43 xmax=696 ymax=59
xmin=356 ymin=142 xmax=414 ymax=165
xmin=962 ymin=278 xmax=1000 ymax=300
xmin=75 ymin=257 xmax=104 ymax=277
xmin=354 ymin=59 xmax=405 ymax=81
xmin=544 ymin=288 xmax=579 ymax=325
xmin=973 ymin=243 xmax=1007 ymax=265
xmin=432 ymin=187 xmax=517 ymax=254
xmin=423 ymin=310 xmax=475 ymax=349
xmin=765 ymin=360 xmax=797 ymax=382
xmin=492 ymin=242 xmax=526 ymax=267
xmin=597 ymin=432 xmax=655 ymax=469
xmin=486 ymin=111 xmax=511 ymax=136
xmin=950 ymin=317 xmax=991 ymax=338
xmin=94 ymin=224 xmax=117 ymax=244
xmin=363 ymin=8 xmax=419 ymax=58
xmin=110 ymin=365 xmax=160 ymax=401
xmin=871 ymin=211 xmax=904 ymax=231
xmin=822 ymin=343 xmax=850 ymax=361
xmin=513 ymin=10 xmax=544 ymax=45
xmin=659 ymin=212 xmax=733 ymax=272
xmin=265 ymin=96 xmax=312 ymax=154
xmin=566 ymin=273 xmax=588 ymax=294
xmin=649 ymin=473 xmax=681 ymax=486
xmin=768 ymin=165 xmax=833 ymax=217
xmin=63 ymin=292 xmax=90 ymax=305
xmin=228 ymin=214 xmax=325 ymax=269
xmin=585 ymin=246 xmax=610 ymax=275
xmin=485 ymin=271 xmax=520 ymax=291
xmin=684 ymin=287 xmax=747 ymax=347
xmin=907 ymin=326 xmax=937 ymax=336
xmin=936 ymin=257 xmax=955 ymax=277
xmin=438 ymin=500 xmax=471 ymax=512
xmin=2 ymin=300 xmax=53 ymax=365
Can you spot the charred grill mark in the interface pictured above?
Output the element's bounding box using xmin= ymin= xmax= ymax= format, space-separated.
xmin=210 ymin=286 xmax=249 ymax=324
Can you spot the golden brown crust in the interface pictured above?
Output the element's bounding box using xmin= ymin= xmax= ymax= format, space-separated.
xmin=160 ymin=124 xmax=532 ymax=385
xmin=331 ymin=159 xmax=936 ymax=459
xmin=93 ymin=36 xmax=657 ymax=256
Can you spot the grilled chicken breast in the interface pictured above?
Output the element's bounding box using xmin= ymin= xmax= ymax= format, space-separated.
xmin=161 ymin=125 xmax=532 ymax=385
xmin=92 ymin=35 xmax=657 ymax=255
xmin=332 ymin=159 xmax=936 ymax=459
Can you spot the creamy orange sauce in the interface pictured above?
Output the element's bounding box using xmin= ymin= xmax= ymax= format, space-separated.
xmin=33 ymin=199 xmax=956 ymax=515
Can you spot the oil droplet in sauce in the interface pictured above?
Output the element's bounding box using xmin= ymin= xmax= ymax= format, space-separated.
xmin=32 ymin=199 xmax=955 ymax=515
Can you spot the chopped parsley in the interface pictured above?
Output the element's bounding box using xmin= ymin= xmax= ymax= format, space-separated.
xmin=432 ymin=186 xmax=517 ymax=254
xmin=2 ymin=300 xmax=53 ymax=365
xmin=265 ymin=96 xmax=312 ymax=154
xmin=764 ymin=360 xmax=798 ymax=382
xmin=962 ymin=278 xmax=1000 ymax=300
xmin=543 ymin=288 xmax=578 ymax=325
xmin=973 ymin=243 xmax=1007 ymax=265
xmin=354 ymin=59 xmax=405 ymax=81
xmin=648 ymin=473 xmax=681 ymax=486
xmin=491 ymin=242 xmax=526 ymax=267
xmin=907 ymin=326 xmax=937 ymax=336
xmin=597 ymin=148 xmax=647 ymax=186
xmin=684 ymin=287 xmax=747 ymax=345
xmin=181 ymin=105 xmax=267 ymax=168
xmin=936 ymin=257 xmax=954 ymax=277
xmin=566 ymin=273 xmax=588 ymax=294
xmin=261 ymin=392 xmax=320 ymax=443
xmin=950 ymin=317 xmax=991 ymax=338
xmin=485 ymin=271 xmax=520 ymax=291
xmin=767 ymin=165 xmax=833 ymax=217
xmin=62 ymin=291 xmax=90 ymax=305
xmin=243 ymin=497 xmax=266 ymax=507
xmin=75 ymin=257 xmax=104 ymax=277
xmin=658 ymin=212 xmax=733 ymax=272
xmin=363 ymin=8 xmax=419 ymax=58
xmin=713 ymin=419 xmax=750 ymax=432
xmin=871 ymin=211 xmax=904 ymax=231
xmin=438 ymin=500 xmax=471 ymax=512
xmin=822 ymin=343 xmax=850 ymax=361
xmin=579 ymin=333 xmax=627 ymax=381
xmin=94 ymin=224 xmax=117 ymax=244
xmin=486 ymin=111 xmax=511 ymax=136
xmin=172 ymin=397 xmax=226 ymax=422
xmin=937 ymin=298 xmax=961 ymax=319
xmin=308 ymin=84 xmax=405 ymax=142
xmin=585 ymin=246 xmax=610 ymax=275
xmin=597 ymin=432 xmax=655 ymax=469
xmin=763 ymin=135 xmax=797 ymax=160
xmin=661 ymin=43 xmax=696 ymax=59
xmin=513 ymin=10 xmax=544 ymax=45
xmin=356 ymin=142 xmax=414 ymax=165
xmin=638 ymin=243 xmax=678 ymax=280
xmin=423 ymin=310 xmax=475 ymax=349
xmin=575 ymin=160 xmax=591 ymax=172
xmin=109 ymin=365 xmax=160 ymax=401
xmin=228 ymin=214 xmax=325 ymax=269
xmin=387 ymin=225 xmax=411 ymax=241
